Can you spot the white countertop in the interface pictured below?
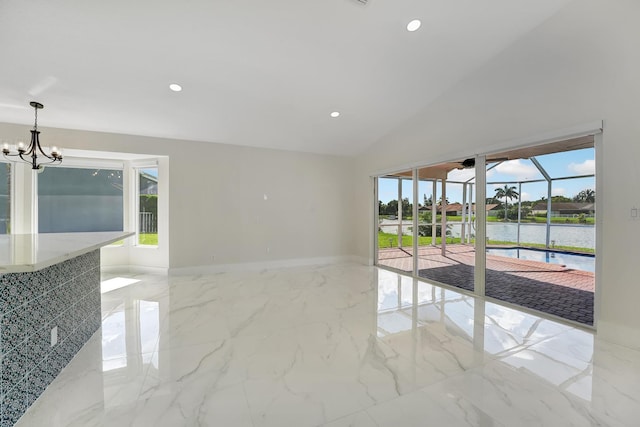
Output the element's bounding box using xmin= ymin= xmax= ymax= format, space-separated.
xmin=0 ymin=232 xmax=134 ymax=273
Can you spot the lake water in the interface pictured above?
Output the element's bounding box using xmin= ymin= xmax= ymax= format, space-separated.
xmin=485 ymin=223 xmax=594 ymax=250
xmin=380 ymin=220 xmax=595 ymax=250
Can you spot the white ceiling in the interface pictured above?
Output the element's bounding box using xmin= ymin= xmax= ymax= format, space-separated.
xmin=0 ymin=0 xmax=571 ymax=156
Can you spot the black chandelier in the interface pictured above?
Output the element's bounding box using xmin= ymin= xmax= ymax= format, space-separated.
xmin=2 ymin=101 xmax=62 ymax=170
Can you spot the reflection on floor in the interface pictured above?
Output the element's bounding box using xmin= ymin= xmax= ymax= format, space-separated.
xmin=17 ymin=265 xmax=637 ymax=426
xmin=378 ymin=245 xmax=594 ymax=325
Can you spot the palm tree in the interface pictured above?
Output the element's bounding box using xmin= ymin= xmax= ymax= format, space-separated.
xmin=494 ymin=185 xmax=519 ymax=221
xmin=574 ymin=188 xmax=595 ymax=203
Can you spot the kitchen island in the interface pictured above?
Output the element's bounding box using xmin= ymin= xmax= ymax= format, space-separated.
xmin=0 ymin=232 xmax=133 ymax=425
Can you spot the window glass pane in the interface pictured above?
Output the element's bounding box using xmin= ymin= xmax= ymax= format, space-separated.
xmin=38 ymin=167 xmax=123 ymax=232
xmin=138 ymin=168 xmax=158 ymax=245
xmin=534 ymin=148 xmax=594 ymax=179
xmin=377 ymin=173 xmax=413 ymax=274
xmin=487 ymin=159 xmax=544 ymax=183
xmin=0 ymin=163 xmax=10 ymax=234
xmin=484 ymin=143 xmax=595 ymax=327
xmin=413 ymin=164 xmax=475 ymax=292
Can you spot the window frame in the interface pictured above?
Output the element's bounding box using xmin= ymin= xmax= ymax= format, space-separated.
xmin=132 ymin=160 xmax=159 ymax=248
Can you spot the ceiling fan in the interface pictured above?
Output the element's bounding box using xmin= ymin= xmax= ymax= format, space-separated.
xmin=456 ymin=156 xmax=511 ymax=169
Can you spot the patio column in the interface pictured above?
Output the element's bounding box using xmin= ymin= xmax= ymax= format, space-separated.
xmin=441 ymin=179 xmax=447 ymax=256
xmin=412 ymin=169 xmax=419 ymax=275
xmin=468 ymin=184 xmax=474 ymax=244
xmin=531 ymin=157 xmax=552 ymax=249
xmin=397 ymin=177 xmax=402 ymax=248
xmin=461 ymin=183 xmax=467 ymax=245
xmin=517 ymin=182 xmax=522 ymax=246
xmin=546 ymin=180 xmax=552 ymax=248
xmin=432 ymin=180 xmax=437 ymax=247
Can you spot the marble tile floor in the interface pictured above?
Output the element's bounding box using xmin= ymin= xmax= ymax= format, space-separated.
xmin=14 ymin=264 xmax=640 ymax=426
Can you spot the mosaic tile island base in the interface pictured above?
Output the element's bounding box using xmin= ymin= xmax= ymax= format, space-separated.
xmin=0 ymin=232 xmax=132 ymax=426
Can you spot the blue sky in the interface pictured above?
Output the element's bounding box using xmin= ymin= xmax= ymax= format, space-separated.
xmin=378 ymin=148 xmax=595 ymax=205
xmin=141 ymin=167 xmax=158 ymax=178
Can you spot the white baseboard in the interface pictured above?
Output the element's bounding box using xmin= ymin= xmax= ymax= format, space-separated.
xmin=101 ymin=264 xmax=169 ymax=275
xmin=349 ymin=255 xmax=371 ymax=266
xmin=596 ymin=320 xmax=640 ymax=351
xmin=168 ymin=255 xmax=364 ymax=276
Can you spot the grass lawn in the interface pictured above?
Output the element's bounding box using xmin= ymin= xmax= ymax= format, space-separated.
xmin=381 ymin=215 xmax=594 ymax=225
xmin=378 ymin=231 xmax=461 ymax=248
xmin=139 ymin=233 xmax=158 ymax=246
xmin=526 ymin=216 xmax=595 ymax=225
xmin=378 ymin=231 xmax=593 ymax=253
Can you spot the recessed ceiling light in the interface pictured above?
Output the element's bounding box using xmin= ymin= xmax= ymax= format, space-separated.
xmin=330 ymin=111 xmax=340 ymax=118
xmin=407 ymin=19 xmax=421 ymax=32
xmin=169 ymin=83 xmax=182 ymax=92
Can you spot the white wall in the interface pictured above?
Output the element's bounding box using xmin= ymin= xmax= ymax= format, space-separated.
xmin=0 ymin=122 xmax=355 ymax=271
xmin=354 ymin=0 xmax=640 ymax=349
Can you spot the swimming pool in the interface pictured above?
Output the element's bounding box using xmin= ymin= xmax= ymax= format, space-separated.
xmin=486 ymin=247 xmax=595 ymax=272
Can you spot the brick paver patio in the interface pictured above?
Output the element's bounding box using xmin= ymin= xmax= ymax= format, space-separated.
xmin=378 ymin=244 xmax=594 ymax=325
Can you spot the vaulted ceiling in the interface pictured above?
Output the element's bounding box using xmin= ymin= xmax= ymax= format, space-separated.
xmin=0 ymin=0 xmax=571 ymax=156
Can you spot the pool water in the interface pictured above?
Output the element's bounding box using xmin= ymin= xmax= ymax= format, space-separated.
xmin=486 ymin=247 xmax=595 ymax=273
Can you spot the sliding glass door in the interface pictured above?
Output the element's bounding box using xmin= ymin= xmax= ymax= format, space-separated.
xmin=376 ymin=172 xmax=414 ymax=273
xmin=484 ymin=145 xmax=596 ymax=326
xmin=413 ymin=162 xmax=476 ymax=292
xmin=374 ymin=135 xmax=598 ymax=327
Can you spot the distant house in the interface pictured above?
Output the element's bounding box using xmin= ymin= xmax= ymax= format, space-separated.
xmin=419 ymin=203 xmax=462 ymax=216
xmin=140 ymin=171 xmax=158 ymax=195
xmin=531 ymin=202 xmax=594 ymax=216
xmin=419 ymin=203 xmax=499 ymax=216
xmin=463 ymin=203 xmax=500 ymax=216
